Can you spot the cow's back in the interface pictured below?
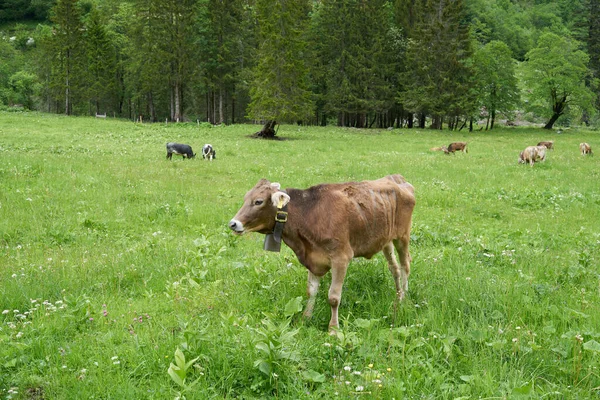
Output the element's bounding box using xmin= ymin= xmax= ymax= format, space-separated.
xmin=290 ymin=175 xmax=414 ymax=259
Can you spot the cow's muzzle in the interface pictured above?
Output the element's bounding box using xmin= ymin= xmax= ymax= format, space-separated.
xmin=228 ymin=219 xmax=244 ymax=234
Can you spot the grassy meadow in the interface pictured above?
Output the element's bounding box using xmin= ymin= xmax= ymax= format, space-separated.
xmin=1 ymin=111 xmax=599 ymax=399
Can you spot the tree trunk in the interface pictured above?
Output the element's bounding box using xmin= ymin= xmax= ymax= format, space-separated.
xmin=544 ymin=113 xmax=561 ymax=129
xmin=253 ymin=120 xmax=278 ymax=139
xmin=219 ymin=86 xmax=224 ymax=124
xmin=418 ymin=113 xmax=426 ymax=129
xmin=490 ymin=108 xmax=496 ymax=130
xmin=174 ymin=83 xmax=182 ymax=122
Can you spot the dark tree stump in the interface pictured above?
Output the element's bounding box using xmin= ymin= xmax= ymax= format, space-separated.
xmin=251 ymin=120 xmax=278 ymax=139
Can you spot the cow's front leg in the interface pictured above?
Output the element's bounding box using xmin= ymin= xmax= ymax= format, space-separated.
xmin=328 ymin=259 xmax=349 ymax=332
xmin=303 ymin=270 xmax=321 ymax=319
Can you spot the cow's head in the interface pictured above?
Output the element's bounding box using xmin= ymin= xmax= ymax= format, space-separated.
xmin=518 ymin=151 xmax=525 ymax=164
xmin=228 ymin=179 xmax=290 ymax=235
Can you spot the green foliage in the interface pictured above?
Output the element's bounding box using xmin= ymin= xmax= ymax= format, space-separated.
xmin=522 ymin=32 xmax=596 ymax=128
xmin=472 ymin=40 xmax=520 ymax=128
xmin=247 ymin=0 xmax=314 ymax=123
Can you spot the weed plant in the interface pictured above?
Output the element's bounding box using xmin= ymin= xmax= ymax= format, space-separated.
xmin=1 ymin=112 xmax=599 ymax=398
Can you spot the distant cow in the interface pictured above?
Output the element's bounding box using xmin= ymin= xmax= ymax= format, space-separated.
xmin=444 ymin=142 xmax=468 ymax=154
xmin=166 ymin=143 xmax=195 ymax=160
xmin=580 ymin=142 xmax=592 ymax=156
xmin=430 ymin=146 xmax=448 ymax=152
xmin=229 ymin=175 xmax=416 ymax=331
xmin=518 ymin=145 xmax=547 ymax=166
xmin=537 ymin=141 xmax=554 ymax=150
xmin=202 ymin=144 xmax=216 ymax=160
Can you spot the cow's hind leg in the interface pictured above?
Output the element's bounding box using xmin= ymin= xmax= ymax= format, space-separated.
xmin=304 ymin=271 xmax=321 ymax=319
xmin=383 ymin=242 xmax=403 ymax=299
xmin=393 ymin=238 xmax=411 ymax=299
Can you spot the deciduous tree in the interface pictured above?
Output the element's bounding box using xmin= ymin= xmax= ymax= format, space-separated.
xmin=523 ymin=32 xmax=595 ymax=129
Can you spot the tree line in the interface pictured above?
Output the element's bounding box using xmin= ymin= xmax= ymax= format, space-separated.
xmin=1 ymin=0 xmax=599 ymax=130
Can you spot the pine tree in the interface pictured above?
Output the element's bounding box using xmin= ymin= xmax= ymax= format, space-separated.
xmin=202 ymin=0 xmax=247 ymax=124
xmin=399 ymin=0 xmax=474 ymax=129
xmin=45 ymin=0 xmax=85 ymax=115
xmin=313 ymin=0 xmax=398 ymax=127
xmin=84 ymin=6 xmax=117 ymax=115
xmin=247 ymin=0 xmax=314 ymax=135
xmin=589 ymin=0 xmax=600 ymax=110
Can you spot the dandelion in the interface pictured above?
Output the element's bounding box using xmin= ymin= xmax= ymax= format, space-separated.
xmin=355 ymin=386 xmax=364 ymax=392
xmin=344 ymin=365 xmax=352 ymax=371
xmin=386 ymin=368 xmax=392 ymax=372
xmin=368 ymin=363 xmax=373 ymax=368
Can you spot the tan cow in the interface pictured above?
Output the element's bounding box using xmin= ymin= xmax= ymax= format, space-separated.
xmin=430 ymin=146 xmax=447 ymax=152
xmin=229 ymin=175 xmax=415 ymax=331
xmin=518 ymin=145 xmax=547 ymax=166
xmin=580 ymin=142 xmax=592 ymax=156
xmin=444 ymin=142 xmax=468 ymax=154
xmin=537 ymin=141 xmax=554 ymax=150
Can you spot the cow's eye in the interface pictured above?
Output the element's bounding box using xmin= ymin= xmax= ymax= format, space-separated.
xmin=254 ymin=199 xmax=264 ymax=206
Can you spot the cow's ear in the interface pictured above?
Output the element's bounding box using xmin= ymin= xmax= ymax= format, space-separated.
xmin=271 ymin=182 xmax=281 ymax=190
xmin=271 ymin=191 xmax=290 ymax=208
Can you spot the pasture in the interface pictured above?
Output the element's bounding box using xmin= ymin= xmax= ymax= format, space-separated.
xmin=1 ymin=112 xmax=599 ymax=399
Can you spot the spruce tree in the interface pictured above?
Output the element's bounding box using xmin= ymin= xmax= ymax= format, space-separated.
xmin=46 ymin=0 xmax=85 ymax=115
xmin=84 ymin=6 xmax=117 ymax=115
xmin=247 ymin=0 xmax=314 ymax=135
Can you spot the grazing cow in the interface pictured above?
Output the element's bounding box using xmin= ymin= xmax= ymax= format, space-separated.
xmin=202 ymin=144 xmax=216 ymax=160
xmin=228 ymin=175 xmax=416 ymax=331
xmin=580 ymin=142 xmax=592 ymax=156
xmin=166 ymin=142 xmax=195 ymax=160
xmin=444 ymin=142 xmax=468 ymax=154
xmin=537 ymin=141 xmax=554 ymax=150
xmin=518 ymin=145 xmax=547 ymax=166
xmin=430 ymin=146 xmax=448 ymax=152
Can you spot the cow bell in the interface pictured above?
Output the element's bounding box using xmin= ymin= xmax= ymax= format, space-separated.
xmin=263 ymin=234 xmax=281 ymax=252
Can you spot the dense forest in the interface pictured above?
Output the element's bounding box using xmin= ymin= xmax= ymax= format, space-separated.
xmin=0 ymin=0 xmax=599 ymax=130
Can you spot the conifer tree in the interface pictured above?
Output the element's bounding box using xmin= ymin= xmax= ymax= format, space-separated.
xmin=45 ymin=0 xmax=85 ymax=115
xmin=399 ymin=0 xmax=474 ymax=129
xmin=247 ymin=0 xmax=314 ymax=135
xmin=84 ymin=6 xmax=117 ymax=115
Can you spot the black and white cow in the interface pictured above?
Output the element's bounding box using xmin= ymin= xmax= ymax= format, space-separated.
xmin=202 ymin=144 xmax=216 ymax=160
xmin=166 ymin=142 xmax=196 ymax=160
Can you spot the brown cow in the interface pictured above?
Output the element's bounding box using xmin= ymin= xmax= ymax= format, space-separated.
xmin=580 ymin=142 xmax=592 ymax=156
xmin=444 ymin=142 xmax=468 ymax=154
xmin=537 ymin=141 xmax=554 ymax=150
xmin=228 ymin=175 xmax=415 ymax=331
xmin=518 ymin=145 xmax=547 ymax=166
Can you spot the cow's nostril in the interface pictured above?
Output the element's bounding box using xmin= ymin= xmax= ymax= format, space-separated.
xmin=228 ymin=220 xmax=237 ymax=230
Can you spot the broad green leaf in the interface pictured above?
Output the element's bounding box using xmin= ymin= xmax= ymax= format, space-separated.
xmin=302 ymin=369 xmax=326 ymax=383
xmin=583 ymin=340 xmax=600 ymax=353
xmin=284 ymin=297 xmax=303 ymax=317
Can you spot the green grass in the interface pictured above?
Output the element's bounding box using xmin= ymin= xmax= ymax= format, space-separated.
xmin=1 ymin=112 xmax=599 ymax=399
